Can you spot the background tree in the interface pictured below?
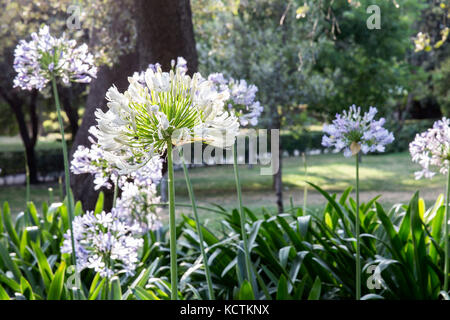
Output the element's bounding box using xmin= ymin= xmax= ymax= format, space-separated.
xmin=311 ymin=0 xmax=426 ymax=119
xmin=0 ymin=1 xmax=72 ymax=183
xmin=193 ymin=0 xmax=329 ymax=212
xmin=0 ymin=0 xmax=114 ymax=183
xmin=70 ymin=0 xmax=199 ymax=210
xmin=412 ymin=0 xmax=450 ymax=116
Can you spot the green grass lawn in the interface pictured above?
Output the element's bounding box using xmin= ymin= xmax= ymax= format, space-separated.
xmin=173 ymin=151 xmax=444 ymax=203
xmin=174 ymin=152 xmax=445 ymax=194
xmin=0 ymin=152 xmax=445 ymax=222
xmin=0 ymin=182 xmax=62 ymax=214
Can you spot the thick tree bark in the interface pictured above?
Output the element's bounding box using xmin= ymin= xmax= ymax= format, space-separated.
xmin=60 ymin=86 xmax=79 ymax=138
xmin=136 ymin=0 xmax=198 ymax=73
xmin=71 ymin=0 xmax=198 ymax=210
xmin=274 ymin=148 xmax=283 ymax=213
xmin=70 ymin=52 xmax=139 ymax=211
xmin=270 ymin=112 xmax=283 ymax=213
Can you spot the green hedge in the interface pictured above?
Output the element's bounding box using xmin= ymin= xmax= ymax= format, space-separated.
xmin=280 ymin=131 xmax=324 ymax=155
xmin=0 ymin=148 xmax=63 ymax=177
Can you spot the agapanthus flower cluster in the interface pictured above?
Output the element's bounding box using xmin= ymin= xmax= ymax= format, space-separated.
xmin=93 ymin=58 xmax=239 ymax=172
xmin=71 ymin=129 xmax=164 ymax=231
xmin=131 ymin=58 xmax=187 ymax=85
xmin=208 ymin=73 xmax=263 ymax=127
xmin=322 ymin=105 xmax=394 ymax=157
xmin=13 ymin=25 xmax=97 ymax=92
xmin=114 ymin=155 xmax=163 ymax=233
xmin=71 ymin=142 xmax=118 ymax=191
xmin=61 ymin=210 xmax=143 ymax=278
xmin=71 ymin=126 xmax=162 ymax=189
xmin=115 ymin=180 xmax=162 ymax=233
xmin=409 ymin=118 xmax=450 ymax=179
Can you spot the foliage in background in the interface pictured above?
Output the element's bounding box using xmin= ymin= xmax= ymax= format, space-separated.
xmin=193 ymin=0 xmax=328 ymax=129
xmin=311 ymin=0 xmax=427 ymax=118
xmin=433 ymin=56 xmax=450 ymax=116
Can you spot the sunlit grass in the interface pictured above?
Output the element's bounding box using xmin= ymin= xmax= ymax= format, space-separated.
xmin=174 ymin=152 xmax=446 ymax=194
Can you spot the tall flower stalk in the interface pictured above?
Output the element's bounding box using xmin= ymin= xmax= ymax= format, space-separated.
xmin=233 ymin=143 xmax=253 ymax=290
xmin=410 ymin=117 xmax=450 ymax=292
xmin=166 ymin=142 xmax=177 ymax=299
xmin=93 ymin=61 xmax=239 ymax=299
xmin=13 ymin=25 xmax=97 ymax=296
xmin=322 ymin=105 xmax=394 ymax=299
xmin=445 ymin=169 xmax=450 ymax=292
xmin=51 ymin=77 xmax=76 ymax=267
xmin=24 ymin=152 xmax=31 ymax=225
xmin=302 ymin=152 xmax=308 ymax=215
xmin=355 ymin=153 xmax=361 ymax=299
xmin=179 ymin=149 xmax=215 ymax=299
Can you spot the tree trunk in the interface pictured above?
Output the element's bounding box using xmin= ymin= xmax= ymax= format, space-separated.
xmin=271 ymin=113 xmax=283 ymax=213
xmin=136 ymin=0 xmax=198 ymax=73
xmin=274 ymin=141 xmax=284 ymax=213
xmin=27 ymin=90 xmax=39 ymax=184
xmin=60 ymin=86 xmax=79 ymax=138
xmin=70 ymin=51 xmax=139 ymax=211
xmin=71 ymin=0 xmax=198 ymax=211
xmin=0 ymin=88 xmax=39 ymax=184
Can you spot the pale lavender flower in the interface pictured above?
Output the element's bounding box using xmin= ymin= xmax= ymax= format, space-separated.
xmin=409 ymin=117 xmax=450 ymax=179
xmin=208 ymin=73 xmax=263 ymax=127
xmin=71 ymin=126 xmax=163 ymax=191
xmin=115 ymin=180 xmax=163 ymax=234
xmin=71 ymin=128 xmax=164 ymax=231
xmin=322 ymin=105 xmax=394 ymax=157
xmin=61 ymin=210 xmax=143 ymax=278
xmin=13 ymin=25 xmax=97 ymax=92
xmin=70 ymin=143 xmax=118 ymax=190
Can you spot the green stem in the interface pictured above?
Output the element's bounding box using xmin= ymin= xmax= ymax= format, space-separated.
xmin=51 ymin=78 xmax=80 ymax=292
xmin=355 ymin=154 xmax=361 ymax=300
xmin=24 ymin=151 xmax=30 ymax=226
xmin=24 ymin=152 xmax=30 ymax=204
xmin=179 ymin=149 xmax=215 ymax=299
xmin=233 ymin=143 xmax=253 ymax=288
xmin=302 ymin=153 xmax=307 ymax=215
xmin=444 ymin=167 xmax=450 ymax=292
xmin=112 ymin=176 xmax=119 ymax=208
xmin=167 ymin=142 xmax=178 ymax=300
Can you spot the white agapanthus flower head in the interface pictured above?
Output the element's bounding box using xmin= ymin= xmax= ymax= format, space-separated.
xmin=410 ymin=117 xmax=450 ymax=179
xmin=61 ymin=210 xmax=143 ymax=278
xmin=13 ymin=24 xmax=97 ymax=92
xmin=93 ymin=60 xmax=240 ymax=172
